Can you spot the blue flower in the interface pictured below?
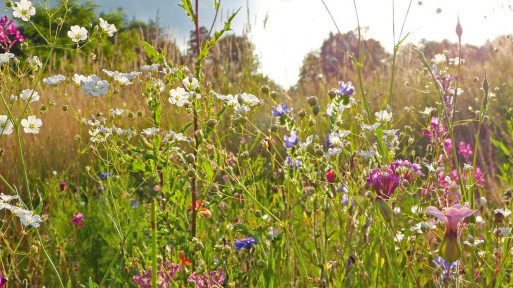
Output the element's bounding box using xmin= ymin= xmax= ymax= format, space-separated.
xmin=273 ymin=103 xmax=291 ymax=117
xmin=100 ymin=172 xmax=113 ymax=180
xmin=130 ymin=199 xmax=139 ymax=208
xmin=284 ymin=131 xmax=299 ymax=148
xmin=433 ymin=256 xmax=459 ymax=285
xmin=234 ymin=237 xmax=257 ymax=250
xmin=338 ymin=81 xmax=355 ymax=96
xmin=285 ymin=156 xmax=301 ymax=169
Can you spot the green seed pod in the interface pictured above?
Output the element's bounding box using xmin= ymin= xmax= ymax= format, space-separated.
xmin=312 ymin=105 xmax=321 ymax=116
xmin=270 ymin=91 xmax=278 ymax=100
xmin=185 ymin=153 xmax=195 ymax=163
xmin=315 ymin=149 xmax=324 ymax=157
xmin=207 ymin=119 xmax=217 ymax=127
xmin=261 ymin=85 xmax=270 ymax=95
xmin=62 ymin=105 xmax=68 ymax=111
xmin=187 ymin=169 xmax=196 ymax=177
xmin=270 ymin=125 xmax=278 ymax=132
xmin=254 ymin=210 xmax=262 ymax=217
xmin=298 ymin=109 xmax=306 ymax=119
xmin=328 ymin=89 xmax=337 ymax=100
xmin=257 ymin=260 xmax=267 ymax=268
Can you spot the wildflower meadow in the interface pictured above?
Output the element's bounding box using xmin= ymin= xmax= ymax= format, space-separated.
xmin=1 ymin=0 xmax=513 ymax=287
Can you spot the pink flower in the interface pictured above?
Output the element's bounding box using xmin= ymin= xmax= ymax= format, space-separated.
xmin=59 ymin=182 xmax=67 ymax=191
xmin=426 ymin=204 xmax=475 ymax=262
xmin=457 ymin=141 xmax=473 ymax=158
xmin=443 ymin=138 xmax=453 ymax=153
xmin=72 ymin=213 xmax=84 ymax=227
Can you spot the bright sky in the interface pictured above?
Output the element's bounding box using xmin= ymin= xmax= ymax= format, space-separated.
xmin=4 ymin=0 xmax=513 ymax=88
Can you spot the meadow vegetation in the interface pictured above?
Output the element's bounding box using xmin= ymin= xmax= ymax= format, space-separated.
xmin=1 ymin=0 xmax=513 ymax=287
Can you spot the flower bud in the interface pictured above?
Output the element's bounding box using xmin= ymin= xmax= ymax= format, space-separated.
xmin=328 ymin=89 xmax=337 ymax=100
xmin=270 ymin=91 xmax=278 ymax=100
xmin=307 ymin=96 xmax=318 ymax=107
xmin=298 ymin=109 xmax=306 ymax=119
xmin=261 ymin=85 xmax=270 ymax=95
xmin=62 ymin=105 xmax=68 ymax=111
xmin=376 ymin=197 xmax=392 ymax=221
xmin=312 ymin=105 xmax=321 ymax=116
xmin=207 ymin=119 xmax=217 ymax=127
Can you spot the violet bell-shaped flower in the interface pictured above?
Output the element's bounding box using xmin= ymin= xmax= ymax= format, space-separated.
xmin=426 ymin=204 xmax=475 ymax=262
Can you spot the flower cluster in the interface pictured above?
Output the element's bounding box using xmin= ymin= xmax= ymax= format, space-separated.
xmin=132 ymin=262 xmax=181 ymax=288
xmin=187 ymin=270 xmax=226 ymax=288
xmin=0 ymin=16 xmax=24 ymax=52
xmin=366 ymin=160 xmax=423 ymax=199
xmin=73 ymin=74 xmax=109 ymax=96
xmin=215 ymin=92 xmax=261 ymax=115
xmin=72 ymin=213 xmax=84 ymax=227
xmin=0 ymin=193 xmax=43 ymax=227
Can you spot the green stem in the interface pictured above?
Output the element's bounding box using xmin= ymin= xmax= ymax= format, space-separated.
xmin=151 ymin=198 xmax=157 ymax=288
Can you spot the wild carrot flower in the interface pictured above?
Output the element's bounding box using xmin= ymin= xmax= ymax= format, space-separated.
xmin=234 ymin=237 xmax=257 ymax=250
xmin=426 ymin=204 xmax=475 ymax=262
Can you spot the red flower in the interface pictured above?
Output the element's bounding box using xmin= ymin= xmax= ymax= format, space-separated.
xmin=188 ymin=200 xmax=212 ymax=217
xmin=179 ymin=251 xmax=191 ymax=266
xmin=326 ymin=170 xmax=335 ymax=183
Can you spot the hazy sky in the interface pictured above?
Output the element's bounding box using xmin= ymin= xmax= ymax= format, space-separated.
xmin=4 ymin=0 xmax=513 ymax=88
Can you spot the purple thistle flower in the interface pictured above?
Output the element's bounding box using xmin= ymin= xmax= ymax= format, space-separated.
xmin=234 ymin=237 xmax=257 ymax=250
xmin=273 ymin=103 xmax=291 ymax=117
xmin=284 ymin=131 xmax=299 ymax=148
xmin=338 ymin=81 xmax=355 ymax=96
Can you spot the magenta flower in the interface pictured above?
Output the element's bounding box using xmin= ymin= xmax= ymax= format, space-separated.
xmin=457 ymin=141 xmax=473 ymax=158
xmin=72 ymin=213 xmax=84 ymax=227
xmin=59 ymin=181 xmax=67 ymax=191
xmin=444 ymin=138 xmax=453 ymax=153
xmin=0 ymin=16 xmax=24 ymax=52
xmin=426 ymin=204 xmax=475 ymax=262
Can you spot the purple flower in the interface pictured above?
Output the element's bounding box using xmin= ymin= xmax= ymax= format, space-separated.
xmin=133 ymin=262 xmax=181 ymax=288
xmin=130 ymin=198 xmax=139 ymax=208
xmin=444 ymin=138 xmax=453 ymax=153
xmin=273 ymin=103 xmax=291 ymax=117
xmin=72 ymin=213 xmax=84 ymax=227
xmin=285 ymin=156 xmax=301 ymax=169
xmin=234 ymin=237 xmax=257 ymax=250
xmin=187 ymin=270 xmax=226 ymax=288
xmin=426 ymin=204 xmax=475 ymax=262
xmin=366 ymin=160 xmax=424 ymax=200
xmin=338 ymin=81 xmax=355 ymax=96
xmin=284 ymin=131 xmax=298 ymax=148
xmin=0 ymin=16 xmax=24 ymax=52
xmin=100 ymin=172 xmax=113 ymax=179
xmin=433 ymin=256 xmax=459 ymax=285
xmin=0 ymin=268 xmax=7 ymax=288
xmin=59 ymin=181 xmax=67 ymax=191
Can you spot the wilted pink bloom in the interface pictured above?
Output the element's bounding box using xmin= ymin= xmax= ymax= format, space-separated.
xmin=426 ymin=204 xmax=475 ymax=262
xmin=72 ymin=213 xmax=84 ymax=227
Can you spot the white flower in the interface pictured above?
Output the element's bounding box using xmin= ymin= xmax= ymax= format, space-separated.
xmin=165 ymin=131 xmax=189 ymax=142
xmin=375 ymin=110 xmax=392 ymax=122
xmin=463 ymin=235 xmax=484 ymax=247
xmin=0 ymin=115 xmax=14 ymax=135
xmin=19 ymin=89 xmax=40 ymax=103
xmin=361 ymin=123 xmax=381 ymax=132
xmin=237 ymin=93 xmax=260 ymax=106
xmin=182 ymin=77 xmax=199 ymax=90
xmin=27 ymin=56 xmax=42 ymax=71
xmin=89 ymin=126 xmax=111 ymax=142
xmin=0 ymin=193 xmax=19 ymax=202
xmin=0 ymin=202 xmax=13 ymax=211
xmin=495 ymin=208 xmax=512 ymax=218
xmin=99 ymin=18 xmax=117 ymax=36
xmin=12 ymin=0 xmax=36 ymax=21
xmin=410 ymin=221 xmax=436 ymax=234
xmin=449 ymin=57 xmax=465 ymax=65
xmin=475 ymin=215 xmax=485 ymax=225
xmin=431 ymin=54 xmax=446 ymax=65
xmin=80 ymin=75 xmax=109 ymax=96
xmin=17 ymin=210 xmax=43 ymax=228
xmin=411 ymin=206 xmax=423 ymax=215
xmin=356 ymin=150 xmax=376 ymax=159
xmin=141 ymin=64 xmax=160 ymax=71
xmin=110 ymin=108 xmax=126 ymax=118
xmin=496 ymin=227 xmax=512 ymax=237
xmin=449 ymin=87 xmax=464 ymax=96
xmin=142 ymin=127 xmax=159 ymax=137
xmin=383 ymin=129 xmax=398 ymax=136
xmin=72 ymin=74 xmax=88 ymax=85
xmin=0 ymin=53 xmax=15 ymax=65
xmin=21 ymin=115 xmax=43 ymax=134
xmin=68 ymin=25 xmax=88 ymax=43
xmin=169 ymin=87 xmax=191 ymax=107
xmin=43 ymin=74 xmax=66 ymax=86
xmin=420 ymin=107 xmax=436 ymax=115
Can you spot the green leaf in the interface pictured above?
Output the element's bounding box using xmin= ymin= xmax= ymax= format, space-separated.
xmin=492 ymin=139 xmax=511 ymax=156
xmin=178 ymin=0 xmax=196 ymax=23
xmin=141 ymin=40 xmax=166 ymax=64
